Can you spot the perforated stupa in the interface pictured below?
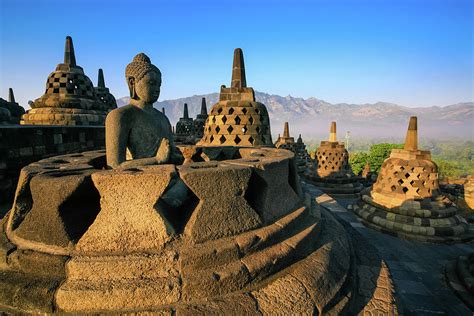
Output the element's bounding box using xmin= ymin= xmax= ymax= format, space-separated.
xmin=21 ymin=36 xmax=107 ymax=126
xmin=175 ymin=103 xmax=195 ymax=144
xmin=193 ymin=97 xmax=208 ymax=139
xmin=94 ymin=69 xmax=117 ymax=112
xmin=0 ymin=88 xmax=25 ymax=124
xmin=304 ymin=121 xmax=363 ymax=198
xmin=198 ymin=48 xmax=273 ymax=147
xmin=274 ymin=122 xmax=310 ymax=174
xmin=351 ymin=116 xmax=473 ymax=243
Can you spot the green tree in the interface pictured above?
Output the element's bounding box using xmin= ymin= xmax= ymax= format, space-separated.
xmin=367 ymin=143 xmax=403 ymax=173
xmin=349 ymin=152 xmax=369 ymax=175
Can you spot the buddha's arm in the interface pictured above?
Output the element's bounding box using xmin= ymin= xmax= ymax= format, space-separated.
xmin=116 ymin=157 xmax=158 ymax=168
xmin=106 ymin=110 xmax=129 ymax=168
xmin=167 ymin=126 xmax=184 ymax=164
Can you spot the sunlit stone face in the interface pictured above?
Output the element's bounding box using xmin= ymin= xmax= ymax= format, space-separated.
xmin=134 ymin=71 xmax=161 ymax=104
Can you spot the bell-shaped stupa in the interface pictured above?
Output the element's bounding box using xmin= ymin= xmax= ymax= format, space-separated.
xmin=0 ymin=88 xmax=25 ymax=124
xmin=175 ymin=103 xmax=195 ymax=144
xmin=274 ymin=122 xmax=310 ymax=174
xmin=351 ymin=116 xmax=473 ymax=243
xmin=198 ymin=48 xmax=273 ymax=147
xmin=21 ymin=36 xmax=107 ymax=125
xmin=304 ymin=121 xmax=363 ymax=198
xmin=194 ymin=97 xmax=208 ymax=139
xmin=94 ymin=69 xmax=117 ymax=112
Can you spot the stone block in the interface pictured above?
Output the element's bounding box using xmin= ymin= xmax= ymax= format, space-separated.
xmin=76 ymin=165 xmax=176 ymax=253
xmin=180 ymin=162 xmax=261 ymax=243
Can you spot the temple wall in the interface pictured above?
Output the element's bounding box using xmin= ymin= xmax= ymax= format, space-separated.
xmin=0 ymin=125 xmax=105 ymax=203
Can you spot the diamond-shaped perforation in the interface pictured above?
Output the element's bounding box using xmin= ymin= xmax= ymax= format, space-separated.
xmin=219 ymin=135 xmax=226 ymax=144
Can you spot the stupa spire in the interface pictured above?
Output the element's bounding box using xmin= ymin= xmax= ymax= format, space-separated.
xmin=98 ymin=69 xmax=105 ymax=88
xmin=404 ymin=116 xmax=418 ymax=151
xmin=64 ymin=36 xmax=77 ymax=66
xmin=329 ymin=121 xmax=337 ymax=142
xmin=8 ymin=88 xmax=15 ymax=103
xmin=183 ymin=103 xmax=189 ymax=119
xmin=231 ymin=48 xmax=247 ymax=88
xmin=283 ymin=122 xmax=290 ymax=138
xmin=162 ymin=107 xmax=165 ymax=115
xmin=200 ymin=97 xmax=207 ymax=115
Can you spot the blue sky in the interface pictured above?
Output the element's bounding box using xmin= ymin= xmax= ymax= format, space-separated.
xmin=0 ymin=0 xmax=472 ymax=108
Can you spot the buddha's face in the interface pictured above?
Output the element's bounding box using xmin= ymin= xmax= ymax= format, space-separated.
xmin=132 ymin=71 xmax=161 ymax=104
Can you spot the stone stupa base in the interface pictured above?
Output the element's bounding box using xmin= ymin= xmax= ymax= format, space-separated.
xmin=21 ymin=108 xmax=106 ymax=126
xmin=350 ymin=194 xmax=474 ymax=243
xmin=0 ymin=147 xmax=399 ymax=314
xmin=304 ymin=175 xmax=364 ymax=199
xmin=445 ymin=253 xmax=474 ymax=311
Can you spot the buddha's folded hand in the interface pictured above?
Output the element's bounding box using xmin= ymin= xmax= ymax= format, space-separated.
xmin=155 ymin=138 xmax=171 ymax=164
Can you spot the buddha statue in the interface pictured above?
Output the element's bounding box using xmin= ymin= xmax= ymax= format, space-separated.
xmin=106 ymin=53 xmax=182 ymax=168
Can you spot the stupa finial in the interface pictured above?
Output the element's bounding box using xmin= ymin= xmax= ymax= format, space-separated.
xmin=200 ymin=97 xmax=207 ymax=115
xmin=404 ymin=116 xmax=418 ymax=151
xmin=64 ymin=36 xmax=77 ymax=66
xmin=329 ymin=121 xmax=337 ymax=142
xmin=162 ymin=107 xmax=165 ymax=115
xmin=283 ymin=122 xmax=290 ymax=138
xmin=8 ymin=88 xmax=15 ymax=103
xmin=183 ymin=103 xmax=189 ymax=119
xmin=231 ymin=48 xmax=247 ymax=88
xmin=98 ymin=69 xmax=105 ymax=88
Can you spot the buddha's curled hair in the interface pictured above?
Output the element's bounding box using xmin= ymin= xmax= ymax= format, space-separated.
xmin=125 ymin=53 xmax=161 ymax=83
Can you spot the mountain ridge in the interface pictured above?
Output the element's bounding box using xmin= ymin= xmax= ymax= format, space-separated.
xmin=116 ymin=92 xmax=473 ymax=140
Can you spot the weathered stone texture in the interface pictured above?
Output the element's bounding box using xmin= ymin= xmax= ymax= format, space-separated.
xmin=0 ymin=125 xmax=104 ymax=204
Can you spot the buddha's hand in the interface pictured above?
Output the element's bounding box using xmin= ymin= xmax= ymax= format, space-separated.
xmin=155 ymin=138 xmax=171 ymax=164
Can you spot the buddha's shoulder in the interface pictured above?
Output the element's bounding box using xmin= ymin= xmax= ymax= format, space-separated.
xmin=106 ymin=105 xmax=140 ymax=121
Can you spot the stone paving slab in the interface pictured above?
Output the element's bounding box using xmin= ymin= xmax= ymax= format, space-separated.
xmin=303 ymin=182 xmax=474 ymax=315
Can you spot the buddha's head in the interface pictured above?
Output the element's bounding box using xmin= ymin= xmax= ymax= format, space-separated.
xmin=125 ymin=53 xmax=162 ymax=104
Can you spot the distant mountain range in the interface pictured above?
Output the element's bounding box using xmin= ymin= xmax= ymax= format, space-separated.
xmin=117 ymin=92 xmax=474 ymax=141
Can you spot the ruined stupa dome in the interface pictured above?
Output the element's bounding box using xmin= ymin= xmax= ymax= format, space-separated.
xmin=198 ymin=48 xmax=273 ymax=147
xmin=0 ymin=145 xmax=399 ymax=314
xmin=351 ymin=116 xmax=473 ymax=243
xmin=94 ymin=69 xmax=117 ymax=111
xmin=21 ymin=36 xmax=107 ymax=125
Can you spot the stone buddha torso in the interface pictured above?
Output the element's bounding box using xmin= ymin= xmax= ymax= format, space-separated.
xmin=120 ymin=105 xmax=173 ymax=160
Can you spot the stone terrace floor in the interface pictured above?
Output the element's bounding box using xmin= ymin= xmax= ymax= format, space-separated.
xmin=303 ymin=182 xmax=474 ymax=315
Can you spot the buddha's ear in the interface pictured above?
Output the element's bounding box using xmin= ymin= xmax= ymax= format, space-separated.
xmin=128 ymin=77 xmax=137 ymax=99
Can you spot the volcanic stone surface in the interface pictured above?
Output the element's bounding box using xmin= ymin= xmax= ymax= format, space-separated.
xmin=0 ymin=146 xmax=398 ymax=314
